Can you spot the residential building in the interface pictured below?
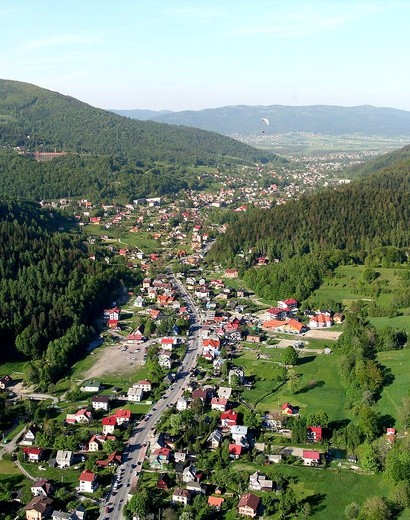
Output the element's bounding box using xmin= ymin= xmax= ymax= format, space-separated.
xmin=249 ymin=471 xmax=273 ymax=491
xmin=302 ymin=450 xmax=321 ymax=466
xmin=172 ymin=488 xmax=190 ymax=506
xmin=79 ymin=470 xmax=98 ymax=493
xmin=23 ymin=496 xmax=54 ymax=520
xmin=91 ymin=395 xmax=110 ymax=411
xmin=23 ymin=447 xmax=44 ymax=463
xmin=31 ymin=479 xmax=54 ymax=497
xmin=238 ymin=493 xmax=260 ymax=518
xmin=56 ymin=450 xmax=73 ymax=468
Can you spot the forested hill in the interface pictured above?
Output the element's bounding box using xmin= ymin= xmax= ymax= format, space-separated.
xmin=0 ymin=198 xmax=140 ymax=388
xmin=0 ymin=79 xmax=276 ymax=165
xmin=112 ymin=104 xmax=410 ymax=137
xmin=346 ymin=144 xmax=410 ymax=179
xmin=208 ymin=158 xmax=410 ymax=266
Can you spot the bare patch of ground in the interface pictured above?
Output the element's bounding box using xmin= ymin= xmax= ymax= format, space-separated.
xmin=303 ymin=329 xmax=342 ymax=341
xmin=82 ymin=342 xmax=145 ymax=381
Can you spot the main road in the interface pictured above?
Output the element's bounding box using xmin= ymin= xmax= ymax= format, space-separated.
xmin=102 ymin=275 xmax=202 ymax=520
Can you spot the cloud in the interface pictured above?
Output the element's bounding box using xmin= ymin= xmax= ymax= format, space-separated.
xmin=24 ymin=34 xmax=99 ymax=51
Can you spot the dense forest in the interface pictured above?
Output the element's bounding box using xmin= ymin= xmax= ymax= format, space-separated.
xmin=0 ymin=198 xmax=141 ymax=388
xmin=347 ymin=144 xmax=410 ymax=179
xmin=208 ymin=157 xmax=410 ymax=301
xmin=0 ymin=149 xmax=210 ymax=201
xmin=0 ymin=79 xmax=277 ymax=166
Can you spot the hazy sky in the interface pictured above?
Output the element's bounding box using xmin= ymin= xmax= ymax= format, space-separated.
xmin=1 ymin=1 xmax=409 ymax=111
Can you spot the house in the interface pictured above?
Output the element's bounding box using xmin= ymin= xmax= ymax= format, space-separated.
xmin=79 ymin=470 xmax=98 ymax=493
xmin=229 ymin=444 xmax=242 ymax=459
xmin=96 ymin=451 xmax=122 ymax=468
xmin=182 ymin=464 xmax=197 ymax=483
xmin=51 ymin=506 xmax=86 ymax=520
xmin=176 ymin=397 xmax=188 ymax=411
xmin=207 ymin=430 xmax=223 ymax=449
xmin=281 ymin=402 xmax=298 ymax=416
xmin=249 ymin=471 xmax=273 ymax=491
xmin=278 ymin=299 xmax=298 ymax=309
xmin=217 ymin=386 xmax=232 ymax=400
xmin=186 ymin=481 xmax=204 ymax=494
xmin=65 ymin=408 xmax=92 ymax=424
xmin=88 ymin=434 xmax=115 ymax=452
xmin=172 ymin=488 xmax=190 ymax=506
xmin=263 ymin=412 xmax=283 ymax=430
xmin=228 ymin=367 xmax=244 ymax=385
xmin=268 ymin=454 xmax=282 ymax=464
xmin=31 ymin=479 xmax=54 ymax=497
xmin=91 ymin=395 xmax=110 ymax=411
xmin=0 ymin=374 xmax=12 ymax=390
xmin=307 ymin=426 xmax=323 ymax=442
xmin=56 ymin=450 xmax=73 ymax=468
xmin=23 ymin=496 xmax=54 ymax=520
xmin=220 ymin=410 xmax=239 ymax=429
xmin=238 ymin=493 xmax=260 ymax=518
xmin=23 ymin=447 xmax=44 ymax=463
xmin=225 ymin=268 xmax=239 ymax=278
xmin=150 ymin=447 xmax=171 ymax=469
xmin=103 ymin=307 xmax=121 ymax=321
xmin=157 ymin=473 xmax=172 ymax=490
xmin=158 ymin=351 xmax=172 ymax=369
xmin=231 ymin=425 xmax=248 ymax=444
xmin=127 ymin=386 xmax=143 ymax=402
xmin=309 ymin=313 xmax=333 ymax=328
xmin=211 ymin=397 xmax=228 ymax=412
xmin=113 ymin=408 xmax=132 ymax=425
xmin=208 ymin=496 xmax=225 ymax=511
xmin=80 ymin=380 xmax=102 ymax=393
xmin=302 ymin=450 xmax=321 ymax=466
xmin=102 ymin=416 xmax=117 ymax=434
xmin=192 ymin=388 xmax=211 ymax=402
xmin=174 ymin=451 xmax=187 ymax=464
xmin=20 ymin=424 xmax=40 ymax=446
xmin=134 ymin=380 xmax=152 ymax=393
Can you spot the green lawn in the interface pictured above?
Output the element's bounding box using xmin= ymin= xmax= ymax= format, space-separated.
xmin=376 ymin=349 xmax=410 ymax=427
xmin=239 ymin=351 xmax=346 ymax=422
xmin=233 ymin=460 xmax=401 ymax=520
xmin=0 ymin=361 xmax=25 ymax=378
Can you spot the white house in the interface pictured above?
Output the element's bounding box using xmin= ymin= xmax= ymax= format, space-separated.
xmin=56 ymin=450 xmax=73 ymax=468
xmin=91 ymin=395 xmax=110 ymax=411
xmin=249 ymin=471 xmax=273 ymax=491
xmin=127 ymin=386 xmax=143 ymax=402
xmin=176 ymin=397 xmax=188 ymax=411
xmin=79 ymin=470 xmax=98 ymax=493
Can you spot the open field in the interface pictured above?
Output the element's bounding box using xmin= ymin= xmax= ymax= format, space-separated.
xmin=311 ymin=265 xmax=410 ymax=331
xmin=239 ymin=350 xmax=347 ymax=422
xmin=232 ymin=459 xmax=405 ymax=519
xmin=376 ymin=349 xmax=410 ymax=427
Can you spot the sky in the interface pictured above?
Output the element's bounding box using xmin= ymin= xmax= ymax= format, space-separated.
xmin=1 ymin=0 xmax=409 ymax=111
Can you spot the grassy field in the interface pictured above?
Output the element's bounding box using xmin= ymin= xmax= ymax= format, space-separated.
xmin=376 ymin=349 xmax=410 ymax=427
xmin=238 ymin=350 xmax=347 ymax=422
xmin=0 ymin=361 xmax=25 ymax=378
xmin=232 ymin=460 xmax=405 ymax=519
xmin=311 ymin=265 xmax=410 ymax=332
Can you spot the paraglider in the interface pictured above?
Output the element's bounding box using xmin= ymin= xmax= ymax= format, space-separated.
xmin=261 ymin=117 xmax=269 ymax=133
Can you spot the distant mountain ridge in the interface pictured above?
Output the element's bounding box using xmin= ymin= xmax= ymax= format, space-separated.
xmin=0 ymin=79 xmax=276 ymax=165
xmin=112 ymin=104 xmax=410 ymax=137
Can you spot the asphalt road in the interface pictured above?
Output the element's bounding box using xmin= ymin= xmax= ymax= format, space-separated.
xmin=101 ymin=276 xmax=202 ymax=520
